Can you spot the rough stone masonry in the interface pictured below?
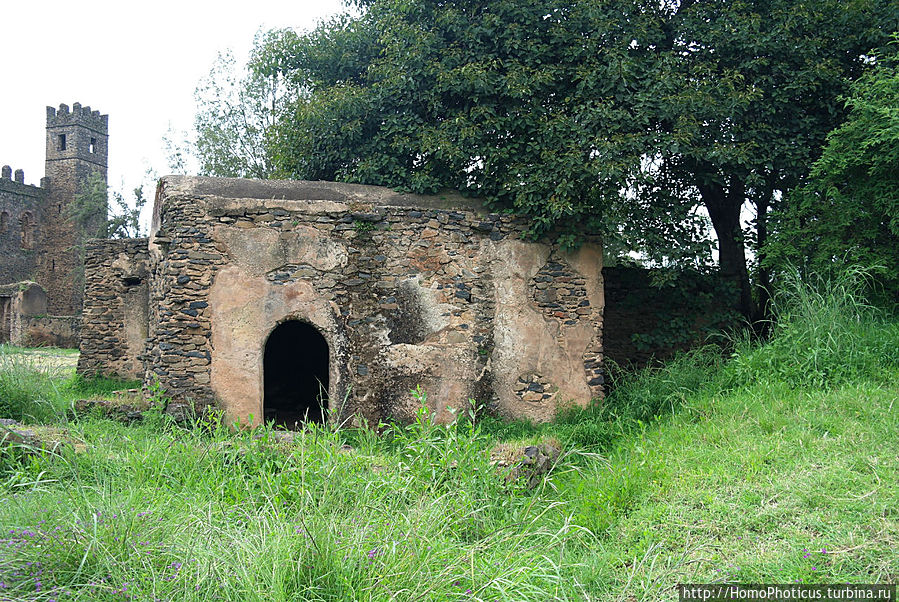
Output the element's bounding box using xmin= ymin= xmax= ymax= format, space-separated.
xmin=79 ymin=176 xmax=605 ymax=426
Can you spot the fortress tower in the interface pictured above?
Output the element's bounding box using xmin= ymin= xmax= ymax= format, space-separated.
xmin=39 ymin=103 xmax=109 ymax=314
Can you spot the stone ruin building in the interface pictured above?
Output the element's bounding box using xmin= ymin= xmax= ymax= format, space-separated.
xmin=0 ymin=103 xmax=108 ymax=347
xmin=78 ymin=176 xmax=606 ymax=426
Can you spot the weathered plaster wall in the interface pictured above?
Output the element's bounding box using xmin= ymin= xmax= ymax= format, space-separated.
xmin=145 ymin=176 xmax=604 ymax=425
xmin=77 ymin=238 xmax=149 ymax=378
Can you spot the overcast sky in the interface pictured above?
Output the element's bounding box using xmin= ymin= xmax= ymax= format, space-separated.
xmin=0 ymin=0 xmax=345 ymax=214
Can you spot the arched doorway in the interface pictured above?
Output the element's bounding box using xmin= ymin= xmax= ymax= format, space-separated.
xmin=263 ymin=321 xmax=329 ymax=428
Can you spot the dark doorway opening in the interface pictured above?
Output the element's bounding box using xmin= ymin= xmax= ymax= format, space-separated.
xmin=263 ymin=321 xmax=329 ymax=428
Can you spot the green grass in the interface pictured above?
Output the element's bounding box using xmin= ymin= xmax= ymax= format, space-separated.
xmin=0 ymin=345 xmax=140 ymax=423
xmin=0 ymin=269 xmax=896 ymax=600
xmin=0 ymin=344 xmax=75 ymax=423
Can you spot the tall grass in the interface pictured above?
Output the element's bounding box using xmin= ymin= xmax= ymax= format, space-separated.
xmin=0 ymin=345 xmax=70 ymax=422
xmin=0 ymin=413 xmax=594 ymax=601
xmin=727 ymin=266 xmax=899 ymax=388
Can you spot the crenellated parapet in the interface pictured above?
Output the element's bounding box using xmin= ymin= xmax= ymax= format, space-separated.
xmin=45 ymin=102 xmax=108 ymax=171
xmin=46 ymin=102 xmax=108 ymax=133
xmin=0 ymin=165 xmax=42 ymax=196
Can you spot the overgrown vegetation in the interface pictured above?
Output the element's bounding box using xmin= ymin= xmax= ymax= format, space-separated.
xmin=0 ymin=345 xmax=138 ymax=423
xmin=767 ymin=37 xmax=899 ymax=303
xmin=0 ymin=271 xmax=896 ymax=600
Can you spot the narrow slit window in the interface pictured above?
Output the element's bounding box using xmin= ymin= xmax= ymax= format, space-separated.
xmin=58 ymin=134 xmax=66 ymax=151
xmin=89 ymin=138 xmax=97 ymax=153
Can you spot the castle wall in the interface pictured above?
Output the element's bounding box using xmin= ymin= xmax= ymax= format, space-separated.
xmin=21 ymin=315 xmax=81 ymax=348
xmin=77 ymin=238 xmax=150 ymax=379
xmin=143 ymin=176 xmax=604 ymax=425
xmin=0 ymin=169 xmax=44 ymax=286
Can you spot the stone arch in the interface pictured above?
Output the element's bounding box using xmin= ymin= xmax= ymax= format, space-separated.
xmin=20 ymin=211 xmax=35 ymax=249
xmin=262 ymin=319 xmax=330 ymax=428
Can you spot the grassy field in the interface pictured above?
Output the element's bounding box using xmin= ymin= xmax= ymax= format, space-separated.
xmin=0 ymin=271 xmax=896 ymax=601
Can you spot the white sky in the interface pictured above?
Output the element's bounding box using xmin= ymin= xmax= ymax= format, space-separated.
xmin=0 ymin=0 xmax=345 ymax=222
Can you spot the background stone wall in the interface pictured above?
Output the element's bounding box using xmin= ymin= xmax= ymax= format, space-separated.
xmin=22 ymin=315 xmax=81 ymax=348
xmin=77 ymin=238 xmax=149 ymax=379
xmin=143 ymin=177 xmax=604 ymax=425
xmin=0 ymin=282 xmax=77 ymax=347
xmin=0 ymin=169 xmax=44 ymax=286
xmin=602 ymin=266 xmax=741 ymax=371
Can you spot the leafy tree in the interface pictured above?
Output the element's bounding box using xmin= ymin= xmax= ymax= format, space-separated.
xmin=767 ymin=41 xmax=899 ymax=304
xmin=242 ymin=0 xmax=895 ymax=319
xmin=188 ymin=29 xmax=304 ymax=179
xmin=69 ymin=171 xmax=109 ymax=239
xmin=72 ymin=172 xmax=148 ymax=239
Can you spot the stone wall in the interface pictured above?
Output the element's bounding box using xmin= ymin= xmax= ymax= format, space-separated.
xmin=21 ymin=315 xmax=81 ymax=348
xmin=143 ymin=176 xmax=604 ymax=425
xmin=77 ymin=238 xmax=149 ymax=379
xmin=0 ymin=169 xmax=44 ymax=286
xmin=601 ymin=266 xmax=741 ymax=370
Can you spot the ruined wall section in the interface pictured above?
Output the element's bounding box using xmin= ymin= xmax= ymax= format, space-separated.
xmin=77 ymin=239 xmax=150 ymax=378
xmin=0 ymin=168 xmax=45 ymax=286
xmin=22 ymin=315 xmax=80 ymax=348
xmin=144 ymin=185 xmax=225 ymax=416
xmin=144 ymin=177 xmax=604 ymax=425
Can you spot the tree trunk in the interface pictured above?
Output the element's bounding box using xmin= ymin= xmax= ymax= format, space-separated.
xmin=700 ymin=178 xmax=755 ymax=320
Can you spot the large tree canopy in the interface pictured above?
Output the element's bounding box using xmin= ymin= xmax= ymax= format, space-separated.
xmin=767 ymin=40 xmax=899 ymax=303
xmin=215 ymin=0 xmax=895 ymax=319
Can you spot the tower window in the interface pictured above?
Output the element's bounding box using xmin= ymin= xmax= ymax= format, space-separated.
xmin=90 ymin=138 xmax=97 ymax=153
xmin=0 ymin=211 xmax=8 ymax=234
xmin=58 ymin=134 xmax=67 ymax=151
